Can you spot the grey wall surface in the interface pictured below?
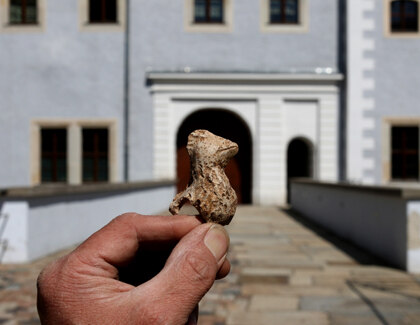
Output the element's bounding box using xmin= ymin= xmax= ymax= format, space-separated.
xmin=370 ymin=1 xmax=420 ymax=182
xmin=0 ymin=0 xmax=339 ymax=186
xmin=0 ymin=1 xmax=125 ymax=187
xmin=291 ymin=182 xmax=407 ymax=269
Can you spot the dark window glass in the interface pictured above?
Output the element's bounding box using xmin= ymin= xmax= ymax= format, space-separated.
xmin=194 ymin=0 xmax=223 ymax=23
xmin=9 ymin=0 xmax=37 ymax=24
xmin=391 ymin=0 xmax=419 ymax=32
xmin=270 ymin=0 xmax=298 ymax=24
xmin=41 ymin=129 xmax=67 ymax=183
xmin=83 ymin=129 xmax=109 ymax=182
xmin=391 ymin=126 xmax=419 ymax=180
xmin=89 ymin=0 xmax=117 ymax=23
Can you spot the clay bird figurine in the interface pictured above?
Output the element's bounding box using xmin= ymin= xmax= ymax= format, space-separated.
xmin=169 ymin=129 xmax=239 ymax=225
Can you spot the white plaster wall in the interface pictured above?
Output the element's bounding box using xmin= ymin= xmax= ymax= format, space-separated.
xmin=0 ymin=185 xmax=175 ymax=263
xmin=291 ymin=182 xmax=408 ymax=270
xmin=407 ymin=202 xmax=420 ymax=273
xmin=0 ymin=202 xmax=29 ymax=263
xmin=347 ymin=0 xmax=376 ymax=183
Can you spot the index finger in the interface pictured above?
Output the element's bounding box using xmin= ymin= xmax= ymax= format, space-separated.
xmin=75 ymin=213 xmax=202 ymax=267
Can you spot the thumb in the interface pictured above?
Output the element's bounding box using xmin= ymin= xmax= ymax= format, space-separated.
xmin=142 ymin=223 xmax=229 ymax=323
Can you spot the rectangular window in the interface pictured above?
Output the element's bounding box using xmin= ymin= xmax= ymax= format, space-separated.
xmin=194 ymin=0 xmax=223 ymax=23
xmin=82 ymin=128 xmax=109 ymax=182
xmin=41 ymin=129 xmax=67 ymax=183
xmin=391 ymin=0 xmax=419 ymax=32
xmin=270 ymin=0 xmax=299 ymax=24
xmin=9 ymin=0 xmax=37 ymax=24
xmin=391 ymin=126 xmax=419 ymax=180
xmin=89 ymin=0 xmax=117 ymax=23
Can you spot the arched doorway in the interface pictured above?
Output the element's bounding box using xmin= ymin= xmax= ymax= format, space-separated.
xmin=176 ymin=109 xmax=252 ymax=204
xmin=287 ymin=138 xmax=313 ymax=203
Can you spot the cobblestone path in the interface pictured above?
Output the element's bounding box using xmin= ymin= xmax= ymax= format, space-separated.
xmin=1 ymin=206 xmax=420 ymax=324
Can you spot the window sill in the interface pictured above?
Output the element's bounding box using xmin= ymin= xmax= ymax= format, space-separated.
xmin=261 ymin=22 xmax=308 ymax=33
xmin=80 ymin=22 xmax=125 ymax=32
xmin=185 ymin=22 xmax=232 ymax=33
xmin=0 ymin=23 xmax=44 ymax=33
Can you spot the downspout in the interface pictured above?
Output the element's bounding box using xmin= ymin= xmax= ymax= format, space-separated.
xmin=123 ymin=0 xmax=130 ymax=182
xmin=338 ymin=0 xmax=347 ymax=181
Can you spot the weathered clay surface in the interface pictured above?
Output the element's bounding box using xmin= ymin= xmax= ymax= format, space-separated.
xmin=169 ymin=129 xmax=239 ymax=225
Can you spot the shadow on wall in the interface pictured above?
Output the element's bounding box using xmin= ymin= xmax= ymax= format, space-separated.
xmin=283 ymin=207 xmax=390 ymax=267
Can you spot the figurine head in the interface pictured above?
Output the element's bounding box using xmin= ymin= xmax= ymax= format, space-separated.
xmin=187 ymin=130 xmax=238 ymax=168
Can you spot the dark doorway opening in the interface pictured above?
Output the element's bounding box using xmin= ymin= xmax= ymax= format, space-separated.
xmin=176 ymin=109 xmax=252 ymax=204
xmin=287 ymin=138 xmax=313 ymax=203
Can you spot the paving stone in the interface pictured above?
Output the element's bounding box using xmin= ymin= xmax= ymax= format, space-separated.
xmin=227 ymin=311 xmax=329 ymax=325
xmin=2 ymin=206 xmax=420 ymax=324
xmin=249 ymin=295 xmax=299 ymax=311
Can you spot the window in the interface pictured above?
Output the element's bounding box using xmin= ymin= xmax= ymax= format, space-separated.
xmin=89 ymin=0 xmax=117 ymax=23
xmin=82 ymin=128 xmax=109 ymax=182
xmin=41 ymin=129 xmax=67 ymax=183
xmin=194 ymin=0 xmax=223 ymax=23
xmin=9 ymin=0 xmax=37 ymax=24
xmin=269 ymin=0 xmax=298 ymax=24
xmin=79 ymin=0 xmax=125 ymax=31
xmin=391 ymin=0 xmax=419 ymax=32
xmin=260 ymin=0 xmax=307 ymax=33
xmin=391 ymin=126 xmax=419 ymax=180
xmin=184 ymin=0 xmax=232 ymax=32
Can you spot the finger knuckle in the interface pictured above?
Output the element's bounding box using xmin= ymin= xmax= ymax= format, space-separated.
xmin=183 ymin=251 xmax=215 ymax=285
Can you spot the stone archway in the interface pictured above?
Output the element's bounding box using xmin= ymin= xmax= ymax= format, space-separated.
xmin=287 ymin=137 xmax=313 ymax=203
xmin=176 ymin=109 xmax=252 ymax=204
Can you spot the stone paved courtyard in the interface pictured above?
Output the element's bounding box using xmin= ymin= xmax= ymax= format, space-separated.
xmin=1 ymin=206 xmax=420 ymax=324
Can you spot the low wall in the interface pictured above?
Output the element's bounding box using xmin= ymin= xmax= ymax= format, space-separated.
xmin=0 ymin=180 xmax=175 ymax=263
xmin=291 ymin=179 xmax=420 ymax=273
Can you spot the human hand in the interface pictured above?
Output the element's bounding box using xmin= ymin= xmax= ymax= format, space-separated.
xmin=36 ymin=213 xmax=230 ymax=325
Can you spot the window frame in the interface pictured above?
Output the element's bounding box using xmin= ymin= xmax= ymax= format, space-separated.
xmin=31 ymin=119 xmax=117 ymax=185
xmin=384 ymin=0 xmax=420 ymax=37
xmin=0 ymin=0 xmax=45 ymax=33
xmin=79 ymin=0 xmax=125 ymax=32
xmin=383 ymin=118 xmax=420 ymax=183
xmin=260 ymin=0 xmax=308 ymax=33
xmin=184 ymin=0 xmax=233 ymax=33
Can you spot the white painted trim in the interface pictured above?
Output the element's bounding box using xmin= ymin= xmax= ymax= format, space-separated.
xmin=151 ymin=76 xmax=340 ymax=206
xmin=148 ymin=72 xmax=344 ymax=82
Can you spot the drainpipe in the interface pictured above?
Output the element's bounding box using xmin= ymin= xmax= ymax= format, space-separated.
xmin=123 ymin=0 xmax=130 ymax=182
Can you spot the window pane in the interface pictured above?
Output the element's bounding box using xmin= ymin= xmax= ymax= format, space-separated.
xmin=285 ymin=0 xmax=298 ymax=23
xmin=10 ymin=0 xmax=23 ymax=24
xmin=405 ymin=1 xmax=419 ymax=31
xmin=391 ymin=126 xmax=419 ymax=180
xmin=41 ymin=129 xmax=67 ymax=183
xmin=210 ymin=0 xmax=223 ymax=22
xmin=195 ymin=0 xmax=207 ymax=22
xmin=26 ymin=0 xmax=37 ymax=23
xmin=270 ymin=0 xmax=282 ymax=23
xmin=105 ymin=0 xmax=117 ymax=22
xmin=83 ymin=128 xmax=109 ymax=182
xmin=89 ymin=0 xmax=102 ymax=22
